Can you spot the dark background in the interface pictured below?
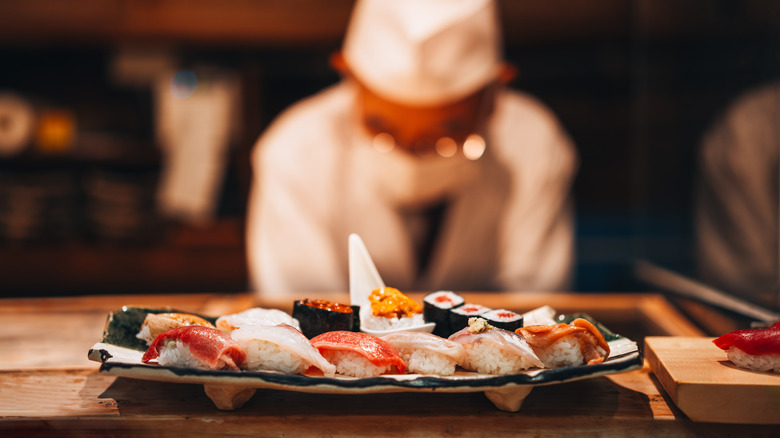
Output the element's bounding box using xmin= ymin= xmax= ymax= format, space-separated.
xmin=0 ymin=0 xmax=778 ymax=297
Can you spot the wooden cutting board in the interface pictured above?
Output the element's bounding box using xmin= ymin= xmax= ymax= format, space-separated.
xmin=645 ymin=336 xmax=780 ymax=424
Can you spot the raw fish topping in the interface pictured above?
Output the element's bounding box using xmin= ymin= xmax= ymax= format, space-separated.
xmin=381 ymin=331 xmax=466 ymax=364
xmin=713 ymin=321 xmax=780 ymax=355
xmin=142 ymin=325 xmax=246 ymax=370
xmin=310 ymin=331 xmax=406 ymax=374
xmin=449 ymin=322 xmax=544 ymax=369
xmin=517 ymin=318 xmax=610 ymax=365
xmin=369 ymin=287 xmax=422 ymax=318
xmin=231 ymin=323 xmax=336 ymax=377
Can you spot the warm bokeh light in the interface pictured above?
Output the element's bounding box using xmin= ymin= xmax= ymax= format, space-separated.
xmin=372 ymin=132 xmax=394 ymax=153
xmin=462 ymin=134 xmax=485 ymax=160
xmin=435 ymin=137 xmax=458 ymax=158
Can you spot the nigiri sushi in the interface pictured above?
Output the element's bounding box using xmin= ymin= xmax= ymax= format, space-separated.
xmin=448 ymin=317 xmax=543 ymax=375
xmin=231 ymin=323 xmax=336 ymax=377
xmin=310 ymin=331 xmax=406 ymax=377
xmin=516 ymin=318 xmax=610 ymax=368
xmin=381 ymin=331 xmax=465 ymax=375
xmin=216 ymin=307 xmax=301 ymax=332
xmin=141 ymin=325 xmax=246 ymax=371
xmin=360 ymin=287 xmax=425 ymax=331
xmin=713 ymin=321 xmax=780 ymax=373
xmin=136 ymin=312 xmax=215 ymax=345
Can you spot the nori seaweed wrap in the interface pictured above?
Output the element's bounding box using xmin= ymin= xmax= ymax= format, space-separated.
xmin=423 ymin=291 xmax=465 ymax=337
xmin=448 ymin=303 xmax=491 ymax=335
xmin=482 ymin=308 xmax=524 ymax=332
xmin=293 ymin=299 xmax=355 ymax=339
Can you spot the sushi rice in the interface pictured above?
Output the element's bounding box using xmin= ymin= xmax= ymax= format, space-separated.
xmin=360 ymin=309 xmax=426 ymax=331
xmin=155 ymin=339 xmax=224 ymax=369
xmin=460 ymin=341 xmax=541 ymax=375
xmin=726 ymin=347 xmax=780 ymax=373
xmin=398 ymin=349 xmax=458 ymax=376
xmin=239 ymin=339 xmax=311 ymax=374
xmin=531 ymin=337 xmax=589 ymax=369
xmin=319 ymin=350 xmax=395 ymax=378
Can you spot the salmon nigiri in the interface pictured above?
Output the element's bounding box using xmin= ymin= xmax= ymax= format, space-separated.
xmin=310 ymin=331 xmax=406 ymax=377
xmin=142 ymin=325 xmax=246 ymax=371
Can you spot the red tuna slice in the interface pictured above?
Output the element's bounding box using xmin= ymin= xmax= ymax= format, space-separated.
xmin=142 ymin=325 xmax=246 ymax=370
xmin=310 ymin=331 xmax=406 ymax=374
xmin=713 ymin=321 xmax=780 ymax=356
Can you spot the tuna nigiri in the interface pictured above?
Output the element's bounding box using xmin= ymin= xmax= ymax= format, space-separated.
xmin=517 ymin=318 xmax=610 ymax=368
xmin=231 ymin=323 xmax=336 ymax=377
xmin=142 ymin=326 xmax=246 ymax=371
xmin=448 ymin=317 xmax=543 ymax=374
xmin=713 ymin=321 xmax=780 ymax=373
xmin=381 ymin=331 xmax=466 ymax=375
xmin=310 ymin=331 xmax=406 ymax=377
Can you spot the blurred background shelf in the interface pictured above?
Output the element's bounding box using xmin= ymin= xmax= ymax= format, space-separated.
xmin=0 ymin=0 xmax=777 ymax=299
xmin=0 ymin=219 xmax=247 ymax=296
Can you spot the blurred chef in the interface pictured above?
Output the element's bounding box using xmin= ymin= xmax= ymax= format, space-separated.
xmin=697 ymin=82 xmax=780 ymax=310
xmin=247 ymin=0 xmax=578 ymax=299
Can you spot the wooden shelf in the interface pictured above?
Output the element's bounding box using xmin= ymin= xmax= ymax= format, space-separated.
xmin=0 ymin=220 xmax=248 ymax=296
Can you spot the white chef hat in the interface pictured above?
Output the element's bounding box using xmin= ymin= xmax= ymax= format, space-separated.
xmin=342 ymin=0 xmax=502 ymax=106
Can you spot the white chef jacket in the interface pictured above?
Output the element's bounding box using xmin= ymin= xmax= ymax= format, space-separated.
xmin=246 ymin=81 xmax=577 ymax=299
xmin=697 ymin=83 xmax=780 ymax=310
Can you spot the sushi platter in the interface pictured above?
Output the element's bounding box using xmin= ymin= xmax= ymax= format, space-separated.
xmin=88 ymin=305 xmax=641 ymax=411
xmin=87 ymin=234 xmax=641 ymax=412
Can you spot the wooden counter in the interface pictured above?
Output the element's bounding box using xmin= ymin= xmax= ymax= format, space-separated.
xmin=0 ymin=292 xmax=776 ymax=436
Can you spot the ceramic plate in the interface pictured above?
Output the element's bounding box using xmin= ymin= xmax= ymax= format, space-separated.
xmin=88 ymin=306 xmax=642 ymax=412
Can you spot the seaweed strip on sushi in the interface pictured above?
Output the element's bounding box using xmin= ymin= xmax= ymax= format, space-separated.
xmin=423 ymin=291 xmax=464 ymax=337
xmin=293 ymin=299 xmax=356 ymax=339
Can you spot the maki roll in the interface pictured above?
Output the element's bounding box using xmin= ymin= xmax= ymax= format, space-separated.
xmin=482 ymin=309 xmax=524 ymax=332
xmin=141 ymin=325 xmax=246 ymax=371
xmin=292 ymin=299 xmax=356 ymax=339
xmin=423 ymin=290 xmax=464 ymax=337
xmin=449 ymin=303 xmax=491 ymax=335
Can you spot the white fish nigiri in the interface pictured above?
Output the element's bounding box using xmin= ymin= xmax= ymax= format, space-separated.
xmin=449 ymin=317 xmax=544 ymax=374
xmin=217 ymin=308 xmax=301 ymax=332
xmin=381 ymin=331 xmax=466 ymax=375
xmin=231 ymin=323 xmax=336 ymax=377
